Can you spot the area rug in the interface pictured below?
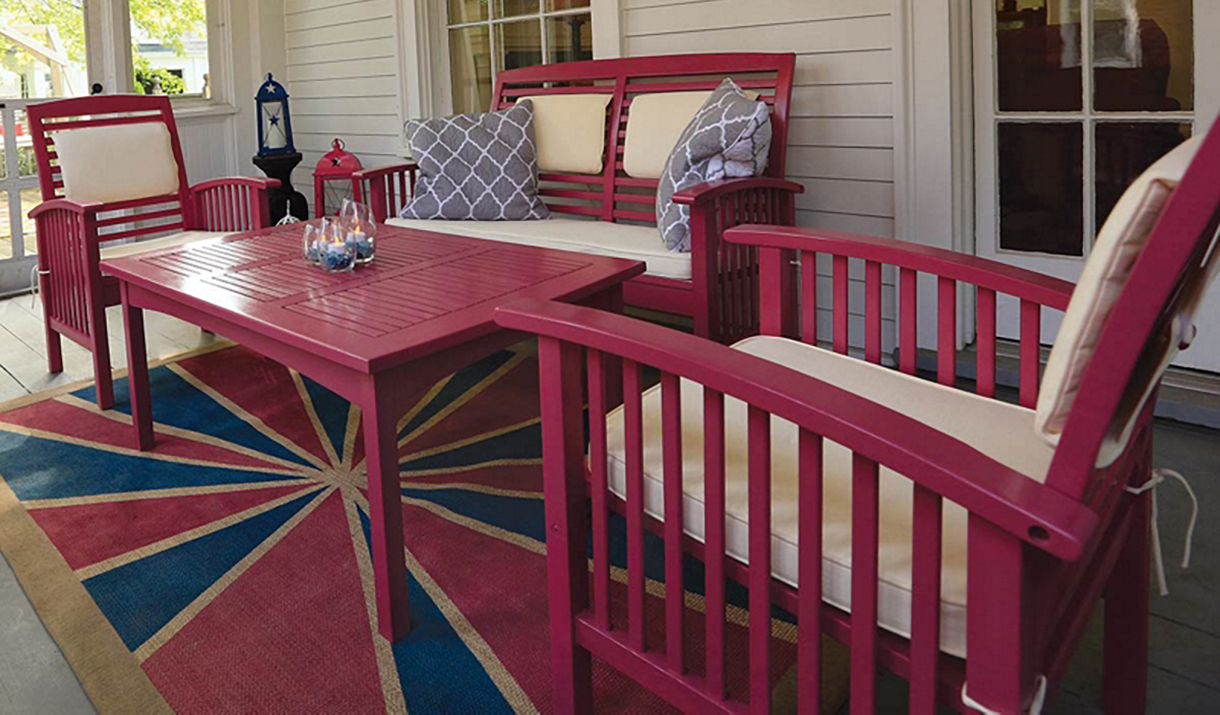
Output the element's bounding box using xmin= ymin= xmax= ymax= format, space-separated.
xmin=0 ymin=342 xmax=834 ymax=714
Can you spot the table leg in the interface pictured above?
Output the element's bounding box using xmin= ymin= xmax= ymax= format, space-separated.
xmin=122 ymin=283 xmax=154 ymax=451
xmin=587 ymin=284 xmax=624 ymax=408
xmin=363 ymin=380 xmax=411 ymax=641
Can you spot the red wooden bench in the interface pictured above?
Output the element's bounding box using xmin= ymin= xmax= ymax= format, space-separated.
xmin=353 ymin=53 xmax=803 ymax=344
xmin=494 ymin=122 xmax=1220 ymax=712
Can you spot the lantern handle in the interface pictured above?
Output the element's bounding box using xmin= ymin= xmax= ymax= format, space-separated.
xmin=332 ymin=138 xmax=346 ymax=152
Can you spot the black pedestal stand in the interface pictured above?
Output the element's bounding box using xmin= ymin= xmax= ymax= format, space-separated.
xmin=253 ymin=152 xmax=309 ymax=224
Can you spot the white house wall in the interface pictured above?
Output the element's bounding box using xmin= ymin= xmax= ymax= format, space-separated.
xmin=284 ymin=0 xmax=406 ymax=194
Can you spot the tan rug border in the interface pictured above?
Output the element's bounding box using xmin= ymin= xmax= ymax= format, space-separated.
xmin=0 ymin=475 xmax=171 ymax=714
xmin=0 ymin=339 xmax=236 ymax=413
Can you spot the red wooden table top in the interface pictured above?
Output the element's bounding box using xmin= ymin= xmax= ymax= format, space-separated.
xmin=101 ymin=222 xmax=645 ymax=373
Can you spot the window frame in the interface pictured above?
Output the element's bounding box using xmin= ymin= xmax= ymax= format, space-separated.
xmin=86 ymin=0 xmax=231 ymax=112
xmin=402 ymin=0 xmax=618 ymax=127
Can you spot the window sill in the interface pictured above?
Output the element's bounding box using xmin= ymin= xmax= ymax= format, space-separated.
xmin=172 ymin=101 xmax=240 ymax=121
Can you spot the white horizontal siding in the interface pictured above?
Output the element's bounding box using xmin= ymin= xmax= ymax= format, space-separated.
xmin=284 ymin=0 xmax=403 ymax=206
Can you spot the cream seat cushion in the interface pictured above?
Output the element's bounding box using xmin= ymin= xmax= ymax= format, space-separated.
xmin=100 ymin=231 xmax=231 ymax=260
xmin=387 ymin=217 xmax=690 ymax=280
xmin=518 ymin=94 xmax=613 ymax=175
xmin=54 ymin=122 xmax=180 ymax=204
xmin=603 ymin=336 xmax=1056 ymax=658
xmin=1035 ymin=136 xmax=1202 ymax=465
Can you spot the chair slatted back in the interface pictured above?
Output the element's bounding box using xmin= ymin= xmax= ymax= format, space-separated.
xmin=26 ymin=95 xmax=195 ymax=241
xmin=493 ymin=53 xmax=795 ymax=224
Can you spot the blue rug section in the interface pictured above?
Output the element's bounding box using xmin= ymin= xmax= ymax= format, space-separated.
xmin=85 ymin=488 xmax=323 ymax=651
xmin=73 ymin=367 xmax=314 ymax=468
xmin=400 ymin=487 xmax=547 ymax=545
xmin=400 ymin=421 xmax=541 ymax=473
xmin=298 ymin=375 xmax=351 ymax=459
xmin=356 ymin=507 xmax=512 ymax=714
xmin=398 ymin=351 xmax=516 ymax=441
xmin=0 ymin=431 xmax=305 ymax=501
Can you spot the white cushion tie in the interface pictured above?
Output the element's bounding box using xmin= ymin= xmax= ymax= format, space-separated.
xmin=961 ymin=674 xmax=1047 ymax=715
xmin=1126 ymin=468 xmax=1199 ymax=597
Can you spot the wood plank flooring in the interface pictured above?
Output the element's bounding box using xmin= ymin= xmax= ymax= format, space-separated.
xmin=0 ymin=294 xmax=217 ymax=402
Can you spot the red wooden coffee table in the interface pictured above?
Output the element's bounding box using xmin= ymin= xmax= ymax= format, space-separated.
xmin=101 ymin=222 xmax=644 ymax=642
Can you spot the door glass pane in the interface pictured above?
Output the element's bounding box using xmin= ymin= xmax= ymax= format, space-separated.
xmin=1093 ymin=0 xmax=1192 ymax=111
xmin=0 ymin=192 xmax=10 ymax=259
xmin=1095 ymin=122 xmax=1191 ymax=231
xmin=998 ymin=122 xmax=1085 ymax=256
xmin=498 ymin=20 xmax=542 ymax=73
xmin=0 ymin=4 xmax=88 ymax=99
xmin=131 ymin=0 xmax=209 ymax=97
xmin=449 ymin=26 xmax=492 ymax=114
xmin=546 ymin=13 xmax=593 ymax=64
xmin=498 ymin=0 xmax=540 ymax=17
xmin=547 ymin=0 xmax=591 ymax=9
xmin=448 ymin=0 xmax=489 ymax=23
xmin=15 ymin=110 xmax=35 ymax=177
xmin=997 ymin=0 xmax=1083 ymax=111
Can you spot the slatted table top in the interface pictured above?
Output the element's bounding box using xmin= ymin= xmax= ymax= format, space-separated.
xmin=101 ymin=222 xmax=645 ymax=373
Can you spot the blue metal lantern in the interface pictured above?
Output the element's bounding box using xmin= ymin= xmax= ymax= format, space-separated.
xmin=256 ymin=73 xmax=294 ymax=156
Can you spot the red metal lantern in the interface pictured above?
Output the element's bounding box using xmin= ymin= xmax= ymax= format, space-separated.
xmin=313 ymin=138 xmax=363 ymax=218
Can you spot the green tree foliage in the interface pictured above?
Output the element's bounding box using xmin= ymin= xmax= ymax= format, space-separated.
xmin=133 ymin=54 xmax=185 ymax=95
xmin=1 ymin=0 xmax=205 ymax=86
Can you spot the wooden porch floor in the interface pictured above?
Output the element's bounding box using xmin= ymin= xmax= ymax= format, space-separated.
xmin=0 ymin=294 xmax=1216 ymax=712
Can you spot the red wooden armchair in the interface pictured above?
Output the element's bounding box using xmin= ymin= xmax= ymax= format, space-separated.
xmin=494 ymin=123 xmax=1220 ymax=712
xmin=26 ymin=95 xmax=278 ymax=409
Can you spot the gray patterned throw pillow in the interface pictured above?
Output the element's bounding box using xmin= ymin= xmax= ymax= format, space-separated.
xmin=399 ymin=101 xmax=550 ymax=221
xmin=656 ymin=79 xmax=773 ymax=252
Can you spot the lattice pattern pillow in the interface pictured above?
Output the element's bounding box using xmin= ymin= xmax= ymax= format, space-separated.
xmin=656 ymin=79 xmax=773 ymax=252
xmin=399 ymin=101 xmax=550 ymax=221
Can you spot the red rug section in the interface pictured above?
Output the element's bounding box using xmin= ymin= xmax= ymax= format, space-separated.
xmin=29 ymin=484 xmax=310 ymax=571
xmin=143 ymin=491 xmax=387 ymax=714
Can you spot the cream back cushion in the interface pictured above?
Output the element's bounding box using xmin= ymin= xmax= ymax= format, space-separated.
xmin=518 ymin=94 xmax=613 ymax=175
xmin=623 ymin=91 xmax=713 ymax=179
xmin=53 ymin=121 xmax=181 ymax=203
xmin=1035 ymin=135 xmax=1203 ymax=464
xmin=622 ymin=89 xmax=762 ymax=180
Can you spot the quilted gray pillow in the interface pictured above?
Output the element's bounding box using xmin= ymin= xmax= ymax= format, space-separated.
xmin=399 ymin=101 xmax=550 ymax=221
xmin=656 ymin=79 xmax=773 ymax=251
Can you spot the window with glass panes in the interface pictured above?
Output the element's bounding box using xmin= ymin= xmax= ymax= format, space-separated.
xmin=445 ymin=1 xmax=593 ymax=115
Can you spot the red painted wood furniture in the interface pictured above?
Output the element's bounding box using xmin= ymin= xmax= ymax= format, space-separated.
xmin=495 ymin=125 xmax=1220 ymax=712
xmin=353 ymin=53 xmax=803 ymax=344
xmin=100 ymin=221 xmax=643 ymax=642
xmin=26 ymin=95 xmax=278 ymax=410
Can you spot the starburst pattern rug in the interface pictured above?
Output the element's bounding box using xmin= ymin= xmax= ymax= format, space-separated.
xmin=0 ymin=342 xmax=825 ymax=714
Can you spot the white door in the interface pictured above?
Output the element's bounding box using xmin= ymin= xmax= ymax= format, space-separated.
xmin=973 ymin=0 xmax=1220 ymax=369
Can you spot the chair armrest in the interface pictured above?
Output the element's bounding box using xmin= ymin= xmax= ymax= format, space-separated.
xmin=351 ymin=163 xmax=418 ymax=183
xmin=189 ymin=176 xmax=280 ymax=230
xmin=673 ymin=177 xmax=805 ymax=206
xmin=495 ymin=299 xmax=1098 ymax=561
xmin=352 ymin=163 xmax=419 ymax=223
xmin=29 ymin=197 xmax=104 ymax=219
xmin=189 ymin=176 xmax=280 ymax=193
xmin=726 ymin=224 xmax=1076 ymax=311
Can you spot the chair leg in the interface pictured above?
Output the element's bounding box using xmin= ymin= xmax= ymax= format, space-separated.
xmin=91 ymin=309 xmax=115 ymax=410
xmin=1103 ymin=496 xmax=1151 ymax=715
xmin=45 ymin=325 xmax=64 ymax=374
